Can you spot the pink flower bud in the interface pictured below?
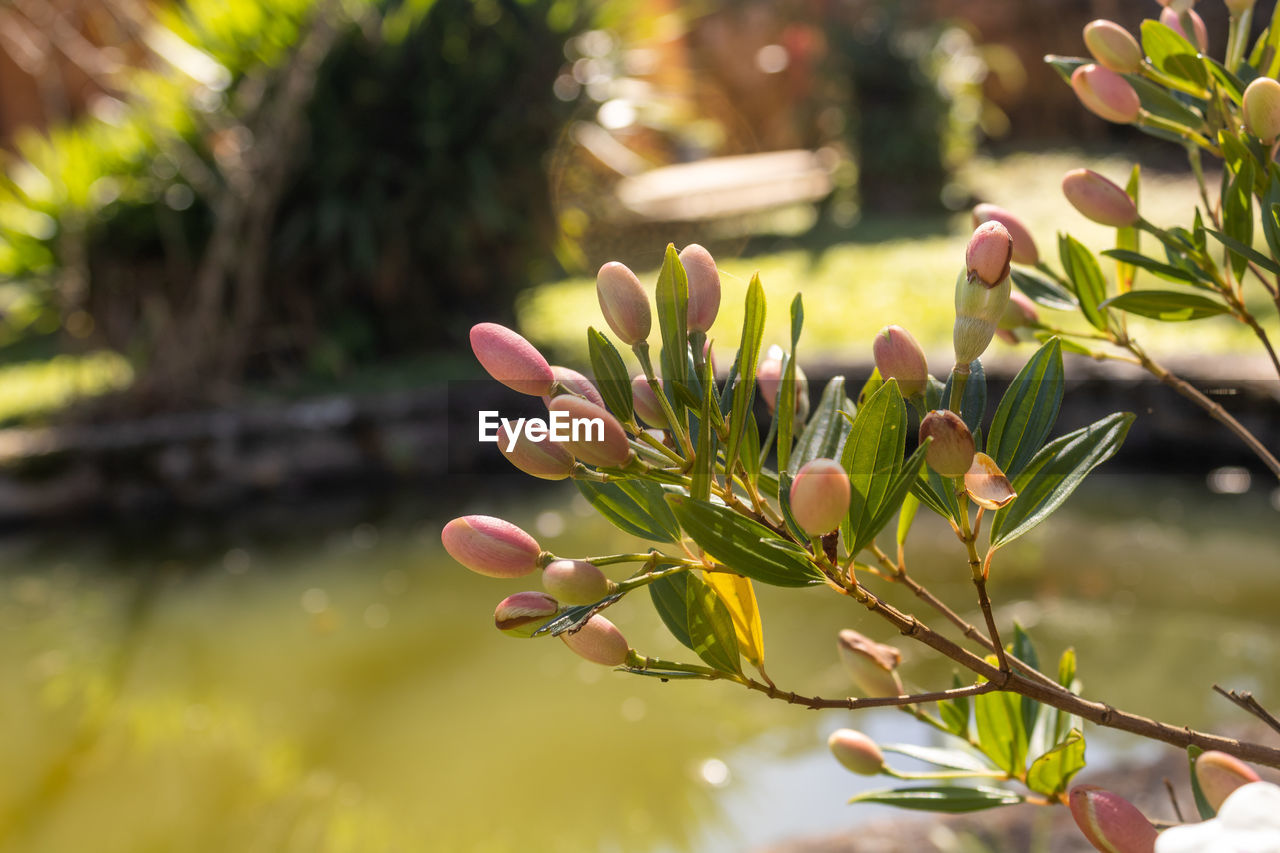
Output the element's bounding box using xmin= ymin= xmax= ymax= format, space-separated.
xmin=1068 ymin=786 xmax=1158 ymax=853
xmin=1243 ymin=77 xmax=1280 ymax=144
xmin=964 ymin=452 xmax=1018 ymax=510
xmin=757 ymin=347 xmax=809 ymax=417
xmin=442 ymin=515 xmax=542 ymax=578
xmin=542 ymin=365 xmax=606 ymax=410
xmin=596 ymin=261 xmax=651 ymax=345
xmin=828 ymin=729 xmax=885 ymax=776
xmin=790 ymin=458 xmax=851 ymax=536
xmin=1083 ymin=20 xmax=1143 ymax=74
xmin=1195 ymin=751 xmax=1261 ymax=811
xmin=997 ymin=291 xmax=1040 ymax=344
xmin=967 ymin=221 xmax=1013 ymax=287
xmin=972 ymin=203 xmax=1039 ymax=266
xmin=546 ymin=395 xmax=632 ymax=468
xmin=542 ymin=559 xmax=616 ymax=605
xmin=494 ymin=591 xmax=560 ymax=637
xmin=561 ymin=614 xmax=630 ymax=666
xmin=1159 ymin=7 xmax=1208 ymax=51
xmin=837 ymin=629 xmax=904 ymax=698
xmin=1062 ymin=168 xmax=1139 ymax=228
xmin=872 ymin=325 xmax=929 ymax=398
xmin=919 ymin=410 xmax=976 ymax=478
xmin=679 ymin=243 xmax=722 ymax=333
xmin=631 ymin=374 xmax=668 ymax=428
xmin=954 ymin=268 xmax=1011 ymax=365
xmin=469 ymin=323 xmax=555 ymax=397
xmin=1072 ymin=64 xmax=1142 ymax=124
xmin=498 ymin=424 xmax=575 ymax=481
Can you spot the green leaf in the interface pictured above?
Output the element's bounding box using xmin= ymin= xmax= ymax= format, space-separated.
xmin=841 ymin=379 xmax=907 ymax=554
xmin=1116 ymin=165 xmax=1140 ymax=292
xmin=852 ymin=439 xmax=928 ymax=557
xmin=684 ymin=571 xmax=742 ymax=675
xmin=1099 ymin=249 xmax=1206 ymax=286
xmin=976 ymin=687 xmax=1028 ymax=776
xmin=880 ymin=744 xmax=993 ymax=774
xmin=1098 ymin=290 xmax=1230 ymax=321
xmin=1027 ymin=730 xmax=1086 ymax=798
xmin=789 ymin=293 xmax=804 ymax=350
xmin=1044 ymin=54 xmax=1085 ymax=86
xmin=776 ymin=352 xmax=798 ymax=473
xmin=1206 ymin=57 xmax=1245 ymax=103
xmin=691 ymin=359 xmax=717 ymax=502
xmin=534 ymin=593 xmax=625 ymax=637
xmin=587 ymin=327 xmax=635 ymax=423
xmin=1058 ymin=234 xmax=1110 ymax=332
xmin=649 ymin=572 xmax=693 ymax=649
xmin=655 ymin=244 xmax=689 ymax=390
xmin=1188 ymin=745 xmax=1217 ymax=819
xmin=577 ymin=479 xmax=681 ymax=542
xmin=727 ymin=275 xmax=766 ymax=476
xmin=1011 ymin=624 xmax=1041 ymax=738
xmin=1221 ymin=142 xmax=1255 ymax=280
xmin=1010 ymin=267 xmax=1078 ymax=311
xmin=856 ymin=368 xmax=883 ymax=407
xmin=740 ymin=399 xmax=762 ymax=483
xmin=990 ymin=413 xmax=1135 ymax=549
xmin=1124 ymin=73 xmax=1206 ymax=129
xmin=622 ymin=666 xmax=711 ymax=680
xmin=986 ymin=338 xmax=1064 ymax=478
xmin=849 ymin=786 xmax=1022 ymax=813
xmin=941 ymin=360 xmax=986 ymax=436
xmin=1140 ymin=20 xmax=1209 ymax=92
xmin=939 ymin=672 xmax=971 ymax=737
xmin=791 ymin=376 xmax=854 ymax=474
xmin=1204 ymin=227 xmax=1280 ymax=275
xmin=1046 ymin=648 xmax=1081 ymax=746
xmin=666 ymin=495 xmax=825 ymax=587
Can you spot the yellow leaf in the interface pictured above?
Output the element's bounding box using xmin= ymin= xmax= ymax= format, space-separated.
xmin=705 ymin=571 xmax=765 ymax=670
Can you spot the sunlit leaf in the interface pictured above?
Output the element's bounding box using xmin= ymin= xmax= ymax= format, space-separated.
xmin=704 ymin=572 xmax=766 ymax=670
xmin=791 ymin=376 xmax=854 ymax=473
xmin=849 ymin=785 xmax=1022 ymax=812
xmin=577 ymin=479 xmax=681 ymax=542
xmin=1058 ymin=234 xmax=1110 ymax=332
xmin=587 ymin=327 xmax=634 ymax=423
xmin=880 ymin=743 xmax=993 ymax=774
xmin=727 ymin=274 xmax=766 ymax=475
xmin=986 ymin=337 xmax=1063 ymax=479
xmin=1027 ymin=729 xmax=1086 ymax=797
xmin=1010 ymin=268 xmax=1078 ymax=311
xmin=666 ymin=495 xmax=825 ymax=587
xmin=1098 ymin=290 xmax=1229 ymax=321
xmin=841 ymin=379 xmax=906 ymax=554
xmin=976 ymin=684 xmax=1028 ymax=776
xmin=685 ymin=571 xmax=742 ymax=675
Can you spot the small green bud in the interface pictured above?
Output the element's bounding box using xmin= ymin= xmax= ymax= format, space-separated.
xmin=596 ymin=261 xmax=652 ymax=345
xmin=1072 ymin=63 xmax=1141 ymax=124
xmin=789 ymin=458 xmax=851 ymax=536
xmin=1062 ymin=168 xmax=1139 ymax=227
xmin=442 ymin=515 xmax=542 ymax=578
xmin=498 ymin=424 xmax=575 ymax=481
xmin=546 ymin=395 xmax=633 ymax=468
xmin=543 ymin=365 xmax=606 ymax=410
xmin=872 ymin=325 xmax=928 ymax=398
xmin=966 ymin=221 xmax=1013 ymax=286
xmin=963 ymin=452 xmax=1018 ymax=510
xmin=919 ymin=410 xmax=975 ymax=478
xmin=836 ymin=629 xmax=904 ymax=698
xmin=972 ymin=203 xmax=1039 ymax=266
xmin=469 ymin=323 xmax=555 ymax=397
xmin=1195 ymin=750 xmax=1261 ymax=811
xmin=1159 ymin=6 xmax=1207 ymax=51
xmin=1083 ymin=20 xmax=1143 ymax=74
xmin=631 ymin=374 xmax=668 ymax=429
xmin=542 ymin=559 xmax=616 ymax=605
xmin=679 ymin=243 xmax=722 ymax=332
xmin=494 ymin=591 xmax=560 ymax=637
xmin=1068 ymin=786 xmax=1158 ymax=853
xmin=561 ymin=615 xmax=630 ymax=666
xmin=827 ymin=729 xmax=885 ymax=776
xmin=954 ymin=268 xmax=1012 ymax=365
xmin=1243 ymin=77 xmax=1280 ymax=144
xmin=996 ymin=291 xmax=1040 ymax=344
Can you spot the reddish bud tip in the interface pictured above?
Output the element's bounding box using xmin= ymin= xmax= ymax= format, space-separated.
xmin=872 ymin=326 xmax=929 ymax=398
xmin=1068 ymin=786 xmax=1157 ymax=853
xmin=966 ymin=221 xmax=1014 ymax=287
xmin=972 ymin=203 xmax=1039 ymax=266
xmin=542 ymin=559 xmax=615 ymax=605
xmin=828 ymin=729 xmax=885 ymax=776
xmin=596 ymin=261 xmax=651 ymax=345
xmin=790 ymin=458 xmax=851 ymax=536
xmin=561 ymin=614 xmax=630 ymax=666
xmin=494 ymin=591 xmax=560 ymax=637
xmin=1062 ymin=168 xmax=1139 ymax=227
xmin=679 ymin=244 xmax=722 ymax=333
xmin=442 ymin=515 xmax=541 ymax=578
xmin=919 ymin=410 xmax=976 ymax=478
xmin=546 ymin=395 xmax=632 ymax=468
xmin=1083 ymin=20 xmax=1143 ymax=73
xmin=1072 ymin=64 xmax=1142 ymax=124
xmin=470 ymin=323 xmax=555 ymax=397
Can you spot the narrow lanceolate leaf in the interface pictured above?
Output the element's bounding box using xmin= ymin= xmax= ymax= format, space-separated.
xmin=1099 ymin=249 xmax=1206 ymax=286
xmin=1222 ymin=153 xmax=1256 ymax=281
xmin=856 ymin=368 xmax=883 ymax=408
xmin=704 ymin=572 xmax=766 ymax=670
xmin=1046 ymin=647 xmax=1081 ymax=747
xmin=841 ymin=380 xmax=906 ymax=555
xmin=1026 ymin=729 xmax=1086 ymax=798
xmin=1116 ymin=165 xmax=1140 ymax=293
xmin=789 ymin=293 xmax=804 ymax=350
xmin=990 ymin=412 xmax=1135 ymax=549
xmin=852 ymin=440 xmax=928 ymax=557
xmin=1205 ymin=227 xmax=1280 ymax=275
xmin=1124 ymin=73 xmax=1204 ymax=130
xmin=986 ymin=338 xmax=1064 ymax=479
xmin=727 ymin=274 xmax=766 ymax=476
xmin=1098 ymin=290 xmax=1230 ymax=321
xmin=691 ymin=358 xmax=717 ymax=502
xmin=655 ymin=244 xmax=689 ymax=390
xmin=896 ymin=492 xmax=921 ymax=546
xmin=776 ymin=352 xmax=798 ymax=473
xmin=976 ymin=685 xmax=1028 ymax=776
xmin=941 ymin=360 xmax=986 ymax=436
xmin=939 ymin=672 xmax=972 ymax=737
xmin=649 ymin=572 xmax=694 ymax=650
xmin=790 ymin=376 xmax=854 ymax=474
xmin=587 ymin=327 xmax=634 ymax=423
xmin=1010 ymin=267 xmax=1078 ymax=311
xmin=1011 ymin=623 xmax=1042 ymax=738
xmin=740 ymin=402 xmax=762 ymax=484
xmin=1188 ymin=746 xmax=1217 ymax=819
xmin=1139 ymin=20 xmax=1209 ymax=92
xmin=848 ymin=786 xmax=1023 ymax=813
xmin=880 ymin=744 xmax=994 ymax=774
xmin=577 ymin=479 xmax=681 ymax=542
xmin=1059 ymin=234 xmax=1110 ymax=332
xmin=685 ymin=571 xmax=742 ymax=675
xmin=666 ymin=495 xmax=825 ymax=587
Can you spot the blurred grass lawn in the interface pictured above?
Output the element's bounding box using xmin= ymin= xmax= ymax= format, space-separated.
xmin=520 ymin=151 xmax=1270 ymax=369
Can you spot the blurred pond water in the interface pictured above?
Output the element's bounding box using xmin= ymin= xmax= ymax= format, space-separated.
xmin=0 ymin=474 xmax=1274 ymax=852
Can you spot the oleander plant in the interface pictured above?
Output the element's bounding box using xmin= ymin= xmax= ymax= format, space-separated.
xmin=443 ymin=0 xmax=1280 ymax=849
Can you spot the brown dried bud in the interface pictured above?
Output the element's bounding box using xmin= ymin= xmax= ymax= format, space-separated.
xmin=789 ymin=458 xmax=851 ymax=536
xmin=836 ymin=629 xmax=904 ymax=698
xmin=542 ymin=559 xmax=616 ymax=605
xmin=596 ymin=261 xmax=652 ymax=345
xmin=1083 ymin=20 xmax=1143 ymax=74
xmin=546 ymin=395 xmax=633 ymax=468
xmin=1062 ymin=168 xmax=1139 ymax=228
xmin=828 ymin=729 xmax=885 ymax=776
xmin=442 ymin=515 xmax=542 ymax=578
xmin=919 ymin=410 xmax=976 ymax=478
xmin=964 ymin=452 xmax=1018 ymax=510
xmin=972 ymin=203 xmax=1039 ymax=266
xmin=1068 ymin=786 xmax=1158 ymax=853
xmin=494 ymin=591 xmax=560 ymax=637
xmin=561 ymin=615 xmax=630 ymax=666
xmin=470 ymin=323 xmax=555 ymax=397
xmin=872 ymin=325 xmax=929 ymax=398
xmin=679 ymin=243 xmax=722 ymax=333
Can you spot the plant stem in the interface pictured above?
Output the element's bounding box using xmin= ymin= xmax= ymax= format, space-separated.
xmin=633 ymin=341 xmax=693 ymax=458
xmin=736 ymin=674 xmax=997 ymax=711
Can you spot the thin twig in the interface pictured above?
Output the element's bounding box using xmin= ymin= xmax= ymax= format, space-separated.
xmin=1213 ymin=684 xmax=1280 ymax=737
xmin=1165 ymin=778 xmax=1185 ymax=824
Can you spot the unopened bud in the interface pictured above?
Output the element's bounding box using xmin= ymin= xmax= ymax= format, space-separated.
xmin=872 ymin=325 xmax=929 ymax=398
xmin=828 ymin=729 xmax=885 ymax=776
xmin=972 ymin=203 xmax=1039 ymax=266
xmin=596 ymin=261 xmax=652 ymax=345
xmin=542 ymin=559 xmax=616 ymax=605
xmin=837 ymin=629 xmax=904 ymax=698
xmin=919 ymin=410 xmax=976 ymax=478
xmin=790 ymin=458 xmax=851 ymax=536
xmin=679 ymin=244 xmax=722 ymax=332
xmin=1083 ymin=20 xmax=1143 ymax=73
xmin=631 ymin=374 xmax=668 ymax=428
xmin=561 ymin=614 xmax=630 ymax=666
xmin=757 ymin=347 xmax=809 ymax=418
xmin=498 ymin=424 xmax=576 ymax=480
xmin=1243 ymin=77 xmax=1280 ymax=144
xmin=1195 ymin=751 xmax=1261 ymax=811
xmin=470 ymin=323 xmax=555 ymax=397
xmin=954 ymin=269 xmax=1011 ymax=365
xmin=1072 ymin=64 xmax=1142 ymax=124
xmin=1062 ymin=168 xmax=1139 ymax=227
xmin=1159 ymin=7 xmax=1208 ymax=51
xmin=546 ymin=395 xmax=632 ymax=468
xmin=964 ymin=452 xmax=1018 ymax=510
xmin=442 ymin=515 xmax=542 ymax=578
xmin=543 ymin=365 xmax=607 ymax=410
xmin=1069 ymin=786 xmax=1158 ymax=853
xmin=996 ymin=291 xmax=1040 ymax=344
xmin=494 ymin=591 xmax=560 ymax=637
xmin=967 ymin=221 xmax=1013 ymax=286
